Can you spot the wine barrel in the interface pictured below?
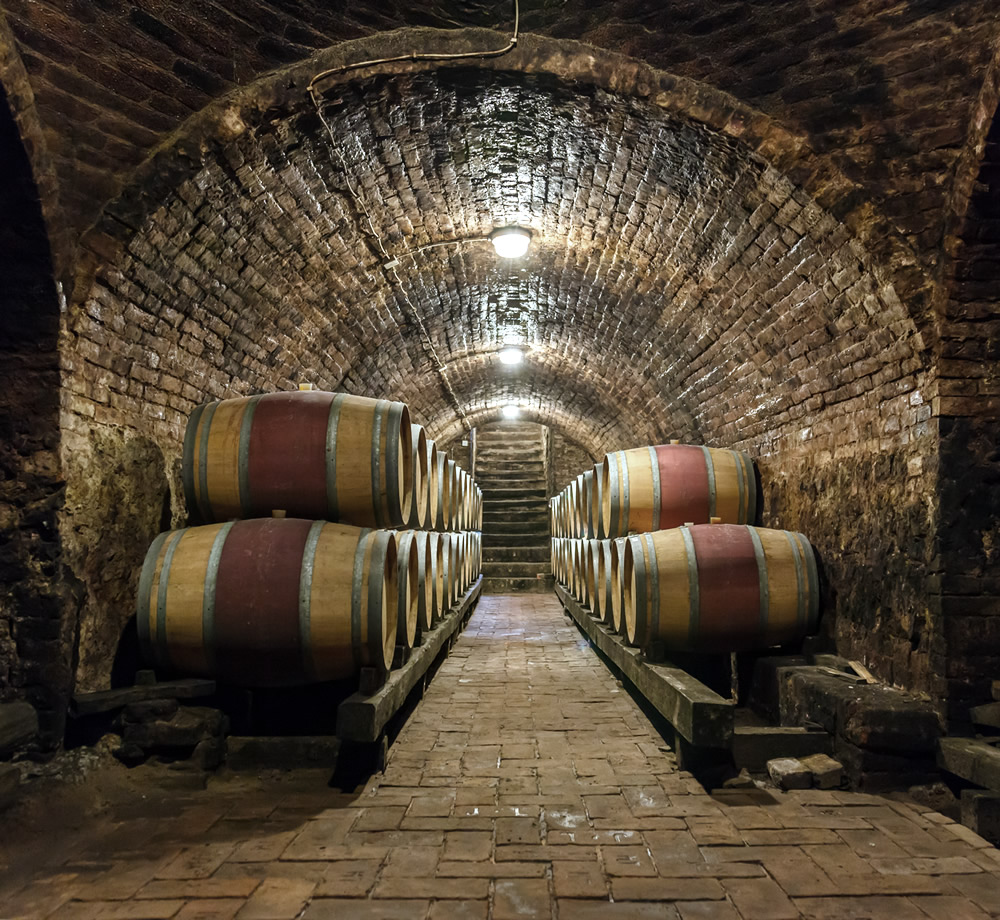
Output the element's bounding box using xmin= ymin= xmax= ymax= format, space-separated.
xmin=587 ymin=539 xmax=610 ymax=622
xmin=183 ymin=391 xmax=413 ymax=528
xmin=410 ymin=530 xmax=434 ymax=631
xmin=624 ymin=523 xmax=820 ymax=652
xmin=580 ymin=470 xmax=595 ymax=538
xmin=455 ymin=468 xmax=468 ymax=532
xmin=609 ymin=537 xmax=628 ymax=635
xmin=394 ymin=531 xmax=421 ymax=648
xmin=137 ymin=518 xmax=397 ymax=684
xmin=406 ymin=425 xmax=429 ymax=529
xmin=601 ymin=444 xmax=756 ymax=538
xmin=589 ymin=466 xmax=604 ymax=540
xmin=446 ymin=460 xmax=459 ymax=531
xmin=427 ymin=531 xmax=446 ymax=623
xmin=434 ymin=453 xmax=452 ymax=531
xmin=450 ymin=532 xmax=466 ymax=594
xmin=595 ymin=539 xmax=613 ymax=625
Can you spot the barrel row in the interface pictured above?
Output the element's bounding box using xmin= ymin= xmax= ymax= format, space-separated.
xmin=138 ymin=518 xmax=482 ymax=687
xmin=182 ymin=389 xmax=482 ymax=533
xmin=550 ymin=443 xmax=756 ymax=539
xmin=553 ymin=524 xmax=819 ymax=654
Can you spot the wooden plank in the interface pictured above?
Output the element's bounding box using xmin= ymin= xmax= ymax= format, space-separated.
xmin=71 ymin=678 xmax=216 ymax=715
xmin=556 ymin=582 xmax=733 ymax=748
xmin=938 ymin=737 xmax=1000 ymax=791
xmin=337 ymin=576 xmax=482 ymax=743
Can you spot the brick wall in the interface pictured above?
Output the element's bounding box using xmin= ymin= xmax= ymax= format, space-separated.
xmin=551 ymin=432 xmax=596 ymax=497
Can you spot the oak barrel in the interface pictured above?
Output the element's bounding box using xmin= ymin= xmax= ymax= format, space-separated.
xmin=609 ymin=537 xmax=628 ymax=635
xmin=425 ymin=438 xmax=439 ymax=533
xmin=394 ymin=530 xmax=421 ymax=648
xmin=182 ymin=391 xmax=413 ymax=528
xmin=406 ymin=425 xmax=429 ymax=529
xmin=434 ymin=453 xmax=452 ymax=531
xmin=137 ymin=518 xmax=398 ymax=684
xmin=601 ymin=444 xmax=756 ymax=538
xmin=623 ymin=523 xmax=820 ymax=652
xmin=427 ymin=531 xmax=446 ymax=623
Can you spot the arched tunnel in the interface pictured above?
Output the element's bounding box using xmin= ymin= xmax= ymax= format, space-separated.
xmin=1 ymin=1 xmax=1000 ymax=914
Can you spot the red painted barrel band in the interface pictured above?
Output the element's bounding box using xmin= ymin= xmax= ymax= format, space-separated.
xmin=213 ymin=518 xmax=313 ymax=683
xmin=247 ymin=392 xmax=331 ymax=517
xmin=656 ymin=445 xmax=710 ymax=529
xmin=689 ymin=525 xmax=759 ymax=648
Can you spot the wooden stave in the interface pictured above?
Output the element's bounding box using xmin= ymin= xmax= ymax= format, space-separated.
xmin=136 ymin=518 xmax=398 ymax=685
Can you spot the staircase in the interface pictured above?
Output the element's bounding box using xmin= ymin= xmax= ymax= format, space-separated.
xmin=476 ymin=422 xmax=553 ymax=594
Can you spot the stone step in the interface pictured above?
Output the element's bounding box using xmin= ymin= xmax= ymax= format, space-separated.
xmin=482 ymin=497 xmax=548 ymax=509
xmin=482 ymin=546 xmax=549 ymax=563
xmin=477 ymin=476 xmax=548 ymax=487
xmin=483 ymin=522 xmax=549 ymax=536
xmin=476 ymin=449 xmax=545 ymax=459
xmin=483 ymin=510 xmax=549 ymax=523
xmin=481 ymin=488 xmax=549 ymax=500
xmin=482 ymin=534 xmax=551 ymax=548
xmin=482 ymin=561 xmax=551 ymax=577
xmin=482 ymin=574 xmax=555 ymax=595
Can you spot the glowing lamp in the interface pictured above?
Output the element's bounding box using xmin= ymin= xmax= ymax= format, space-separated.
xmin=489 ymin=226 xmax=532 ymax=259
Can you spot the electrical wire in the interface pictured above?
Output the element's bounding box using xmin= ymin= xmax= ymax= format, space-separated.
xmin=307 ymin=0 xmax=521 ymax=431
xmin=307 ymin=0 xmax=519 ymax=94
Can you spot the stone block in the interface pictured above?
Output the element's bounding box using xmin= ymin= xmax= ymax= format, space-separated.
xmin=0 ymin=701 xmax=38 ymax=754
xmin=970 ymin=702 xmax=1000 ymax=730
xmin=732 ymin=725 xmax=831 ymax=772
xmin=0 ymin=763 xmax=20 ymax=811
xmin=749 ymin=657 xmax=808 ymax=721
xmin=122 ymin=706 xmax=227 ymax=750
xmin=778 ymin=666 xmax=941 ymax=755
xmin=800 ymin=753 xmax=843 ymax=789
xmin=841 ymin=694 xmax=941 ymax=754
xmin=227 ymin=736 xmax=341 ymax=771
xmin=960 ymin=790 xmax=1000 ymax=845
xmin=767 ymin=758 xmax=811 ymax=790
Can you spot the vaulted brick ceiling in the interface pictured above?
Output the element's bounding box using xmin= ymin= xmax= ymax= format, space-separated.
xmin=82 ymin=67 xmax=922 ymax=455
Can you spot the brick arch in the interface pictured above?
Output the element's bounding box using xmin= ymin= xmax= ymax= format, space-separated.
xmin=76 ymin=30 xmax=935 ymax=334
xmin=931 ymin=81 xmax=1000 ymax=721
xmin=0 ymin=20 xmax=74 ymax=748
xmin=0 ymin=12 xmax=68 ymax=280
xmin=74 ymin=65 xmax=926 ymax=453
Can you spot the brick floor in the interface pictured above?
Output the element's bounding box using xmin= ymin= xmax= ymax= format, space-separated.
xmin=2 ymin=594 xmax=999 ymax=918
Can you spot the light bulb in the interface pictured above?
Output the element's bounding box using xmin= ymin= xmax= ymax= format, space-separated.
xmin=489 ymin=227 xmax=532 ymax=259
xmin=502 ymin=404 xmax=520 ymax=419
xmin=499 ymin=347 xmax=523 ymax=365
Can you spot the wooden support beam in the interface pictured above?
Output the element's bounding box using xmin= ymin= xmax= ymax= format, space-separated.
xmin=555 ymin=582 xmax=733 ymax=749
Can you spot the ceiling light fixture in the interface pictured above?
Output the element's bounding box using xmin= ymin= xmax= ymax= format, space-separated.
xmin=502 ymin=404 xmax=520 ymax=419
xmin=499 ymin=347 xmax=523 ymax=365
xmin=489 ymin=226 xmax=532 ymax=259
